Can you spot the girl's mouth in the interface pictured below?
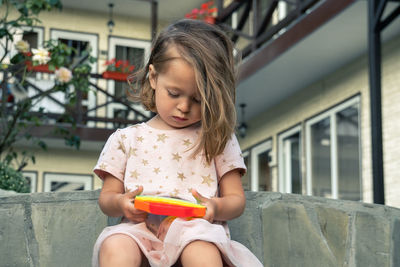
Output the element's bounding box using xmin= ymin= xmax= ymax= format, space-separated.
xmin=173 ymin=116 xmax=188 ymax=122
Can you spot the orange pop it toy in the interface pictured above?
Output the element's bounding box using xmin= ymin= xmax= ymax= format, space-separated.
xmin=134 ymin=195 xmax=206 ymax=218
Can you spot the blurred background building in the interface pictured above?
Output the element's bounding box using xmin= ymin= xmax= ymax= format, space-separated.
xmin=1 ymin=0 xmax=399 ymax=208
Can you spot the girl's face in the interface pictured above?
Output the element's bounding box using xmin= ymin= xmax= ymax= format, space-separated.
xmin=149 ymin=47 xmax=201 ymax=130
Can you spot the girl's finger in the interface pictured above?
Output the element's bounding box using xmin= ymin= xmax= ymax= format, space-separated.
xmin=133 ymin=185 xmax=144 ymax=196
xmin=191 ymin=189 xmax=206 ymax=203
xmin=126 ymin=185 xmax=144 ymax=200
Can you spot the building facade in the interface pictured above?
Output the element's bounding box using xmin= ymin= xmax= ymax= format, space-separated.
xmin=2 ymin=0 xmax=400 ymax=209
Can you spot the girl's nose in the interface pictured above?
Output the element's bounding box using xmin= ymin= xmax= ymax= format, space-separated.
xmin=177 ymin=98 xmax=190 ymax=113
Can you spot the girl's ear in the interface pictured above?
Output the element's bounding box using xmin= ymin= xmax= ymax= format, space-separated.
xmin=148 ymin=64 xmax=157 ymax=90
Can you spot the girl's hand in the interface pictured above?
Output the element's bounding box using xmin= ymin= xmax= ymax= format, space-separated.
xmin=119 ymin=186 xmax=148 ymax=223
xmin=191 ymin=189 xmax=217 ymax=223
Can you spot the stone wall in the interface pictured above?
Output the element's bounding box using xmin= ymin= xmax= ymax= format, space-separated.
xmin=1 ymin=190 xmax=399 ymax=266
xmin=229 ymin=192 xmax=400 ymax=267
xmin=0 ymin=190 xmax=107 ymax=267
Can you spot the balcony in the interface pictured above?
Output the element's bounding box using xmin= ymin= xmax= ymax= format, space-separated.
xmin=2 ymin=0 xmax=399 ymax=159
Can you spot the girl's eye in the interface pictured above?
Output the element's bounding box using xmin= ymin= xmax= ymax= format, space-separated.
xmin=193 ymin=97 xmax=201 ymax=104
xmin=167 ymin=90 xmax=179 ymax=98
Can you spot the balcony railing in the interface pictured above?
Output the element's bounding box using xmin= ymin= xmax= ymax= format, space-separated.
xmin=215 ymin=0 xmax=322 ymax=59
xmin=1 ymin=68 xmax=151 ymax=140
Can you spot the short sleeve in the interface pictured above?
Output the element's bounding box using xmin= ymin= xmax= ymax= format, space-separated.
xmin=214 ymin=134 xmax=247 ymax=181
xmin=93 ymin=129 xmax=127 ymax=182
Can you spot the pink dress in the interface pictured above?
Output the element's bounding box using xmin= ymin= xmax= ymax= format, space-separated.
xmin=92 ymin=122 xmax=263 ymax=267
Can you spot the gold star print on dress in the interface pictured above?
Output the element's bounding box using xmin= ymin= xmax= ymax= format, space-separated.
xmin=129 ymin=148 xmax=137 ymax=157
xmin=183 ymin=139 xmax=192 ymax=147
xmin=94 ymin=123 xmax=246 ymax=208
xmin=157 ymin=134 xmax=168 ymax=142
xmin=172 ymin=188 xmax=180 ymax=197
xmin=130 ymin=170 xmax=139 ymax=179
xmin=99 ymin=163 xmax=107 ymax=170
xmin=172 ymin=152 xmax=182 ymax=162
xmin=118 ymin=141 xmax=126 ymax=153
xmin=177 ymin=172 xmax=186 ymax=181
xmin=202 ymin=174 xmax=213 ymax=186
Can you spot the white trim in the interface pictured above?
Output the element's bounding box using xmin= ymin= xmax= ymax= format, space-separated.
xmin=43 ymin=173 xmax=93 ymax=192
xmin=307 ymin=96 xmax=360 ymax=126
xmin=284 ymin=140 xmax=292 ymax=192
xmin=20 ymin=26 xmax=44 ymax=45
xmin=250 ymin=140 xmax=272 ymax=191
xmin=278 ymin=125 xmax=301 ymax=193
xmin=22 ymin=171 xmax=37 ymax=193
xmin=306 ymin=122 xmax=312 ymax=195
xmin=331 ymin=113 xmax=338 ymax=199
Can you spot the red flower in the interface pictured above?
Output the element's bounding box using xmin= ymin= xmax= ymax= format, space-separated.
xmin=185 ymin=1 xmax=217 ymax=24
xmin=104 ymin=58 xmax=135 ymax=73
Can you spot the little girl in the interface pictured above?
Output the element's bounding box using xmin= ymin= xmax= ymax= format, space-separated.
xmin=92 ymin=19 xmax=263 ymax=267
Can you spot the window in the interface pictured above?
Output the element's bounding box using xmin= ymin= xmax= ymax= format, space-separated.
xmin=58 ymin=38 xmax=89 ymax=63
xmin=250 ymin=140 xmax=272 ymax=191
xmin=107 ymin=37 xmax=151 ymax=128
xmin=306 ymin=96 xmax=361 ymax=200
xmin=242 ymin=151 xmax=250 ymax=190
xmin=50 ymin=30 xmax=98 ymax=73
xmin=278 ymin=125 xmax=302 ymax=194
xmin=16 ymin=26 xmax=44 ymax=80
xmin=114 ymin=45 xmax=145 ymax=99
xmin=43 ymin=173 xmax=93 ymax=192
xmin=50 ymin=30 xmax=98 ymax=126
xmin=22 ymin=171 xmax=38 ymax=193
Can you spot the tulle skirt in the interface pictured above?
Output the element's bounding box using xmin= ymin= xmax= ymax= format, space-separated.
xmin=92 ymin=217 xmax=263 ymax=267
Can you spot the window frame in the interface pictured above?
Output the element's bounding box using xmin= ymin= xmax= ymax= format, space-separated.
xmin=50 ymin=29 xmax=98 ymax=73
xmin=106 ymin=36 xmax=151 ymax=128
xmin=50 ymin=29 xmax=99 ymax=126
xmin=241 ymin=150 xmax=250 ymax=191
xmin=250 ymin=139 xmax=272 ymax=191
xmin=305 ymin=95 xmax=361 ymax=199
xmin=22 ymin=171 xmax=38 ymax=193
xmin=278 ymin=124 xmax=302 ymax=194
xmin=43 ymin=172 xmax=93 ymax=192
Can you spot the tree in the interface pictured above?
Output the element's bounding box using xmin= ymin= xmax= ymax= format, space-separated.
xmin=0 ymin=0 xmax=95 ymax=191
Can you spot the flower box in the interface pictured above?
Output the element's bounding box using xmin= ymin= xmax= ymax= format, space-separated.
xmin=102 ymin=71 xmax=129 ymax=82
xmin=25 ymin=61 xmax=53 ymax=73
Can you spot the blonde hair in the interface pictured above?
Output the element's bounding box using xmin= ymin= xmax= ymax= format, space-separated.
xmin=130 ymin=19 xmax=239 ymax=163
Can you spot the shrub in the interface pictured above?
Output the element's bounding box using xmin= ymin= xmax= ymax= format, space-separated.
xmin=0 ymin=162 xmax=30 ymax=193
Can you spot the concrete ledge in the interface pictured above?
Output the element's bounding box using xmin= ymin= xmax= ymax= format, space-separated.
xmin=0 ymin=190 xmax=107 ymax=267
xmin=228 ymin=191 xmax=400 ymax=266
xmin=1 ymin=190 xmax=400 ymax=266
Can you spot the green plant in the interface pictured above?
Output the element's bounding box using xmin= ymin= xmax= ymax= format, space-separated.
xmin=0 ymin=0 xmax=63 ymax=63
xmin=0 ymin=161 xmax=30 ymax=193
xmin=0 ymin=0 xmax=96 ymax=171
